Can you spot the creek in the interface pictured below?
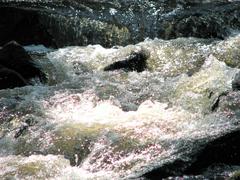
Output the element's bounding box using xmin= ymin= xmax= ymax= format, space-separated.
xmin=1 ymin=1 xmax=240 ymax=179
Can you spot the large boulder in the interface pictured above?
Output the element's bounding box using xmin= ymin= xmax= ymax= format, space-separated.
xmin=0 ymin=41 xmax=46 ymax=89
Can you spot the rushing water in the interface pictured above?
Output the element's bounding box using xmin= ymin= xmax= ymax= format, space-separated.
xmin=1 ymin=1 xmax=240 ymax=179
xmin=1 ymin=34 xmax=240 ymax=179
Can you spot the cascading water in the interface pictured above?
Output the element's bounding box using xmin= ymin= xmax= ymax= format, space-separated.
xmin=1 ymin=0 xmax=240 ymax=179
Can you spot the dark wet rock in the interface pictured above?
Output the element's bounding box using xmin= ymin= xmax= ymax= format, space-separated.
xmin=198 ymin=164 xmax=240 ymax=179
xmin=157 ymin=2 xmax=240 ymax=40
xmin=103 ymin=50 xmax=149 ymax=72
xmin=0 ymin=67 xmax=28 ymax=89
xmin=164 ymin=164 xmax=240 ymax=179
xmin=0 ymin=7 xmax=56 ymax=47
xmin=0 ymin=41 xmax=46 ymax=89
xmin=1 ymin=1 xmax=240 ymax=47
xmin=143 ymin=128 xmax=240 ymax=179
xmin=184 ymin=130 xmax=240 ymax=174
xmin=232 ymin=72 xmax=240 ymax=91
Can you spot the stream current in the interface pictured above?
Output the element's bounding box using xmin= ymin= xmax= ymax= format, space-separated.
xmin=1 ymin=1 xmax=240 ymax=179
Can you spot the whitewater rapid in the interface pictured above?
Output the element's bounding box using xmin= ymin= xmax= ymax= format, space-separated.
xmin=1 ymin=34 xmax=240 ymax=179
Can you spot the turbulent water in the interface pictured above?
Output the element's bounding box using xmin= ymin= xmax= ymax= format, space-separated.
xmin=0 ymin=34 xmax=239 ymax=179
xmin=1 ymin=0 xmax=240 ymax=180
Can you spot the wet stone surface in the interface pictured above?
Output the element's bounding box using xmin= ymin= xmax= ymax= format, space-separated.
xmin=1 ymin=1 xmax=240 ymax=47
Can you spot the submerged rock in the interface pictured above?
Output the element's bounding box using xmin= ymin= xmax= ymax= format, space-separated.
xmin=0 ymin=41 xmax=46 ymax=89
xmin=0 ymin=155 xmax=70 ymax=179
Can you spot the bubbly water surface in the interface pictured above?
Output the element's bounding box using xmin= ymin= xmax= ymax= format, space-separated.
xmin=1 ymin=34 xmax=240 ymax=179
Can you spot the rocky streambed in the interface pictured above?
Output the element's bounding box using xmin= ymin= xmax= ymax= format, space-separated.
xmin=1 ymin=0 xmax=240 ymax=179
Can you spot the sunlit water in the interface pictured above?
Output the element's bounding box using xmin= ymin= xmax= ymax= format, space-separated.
xmin=1 ymin=34 xmax=240 ymax=179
